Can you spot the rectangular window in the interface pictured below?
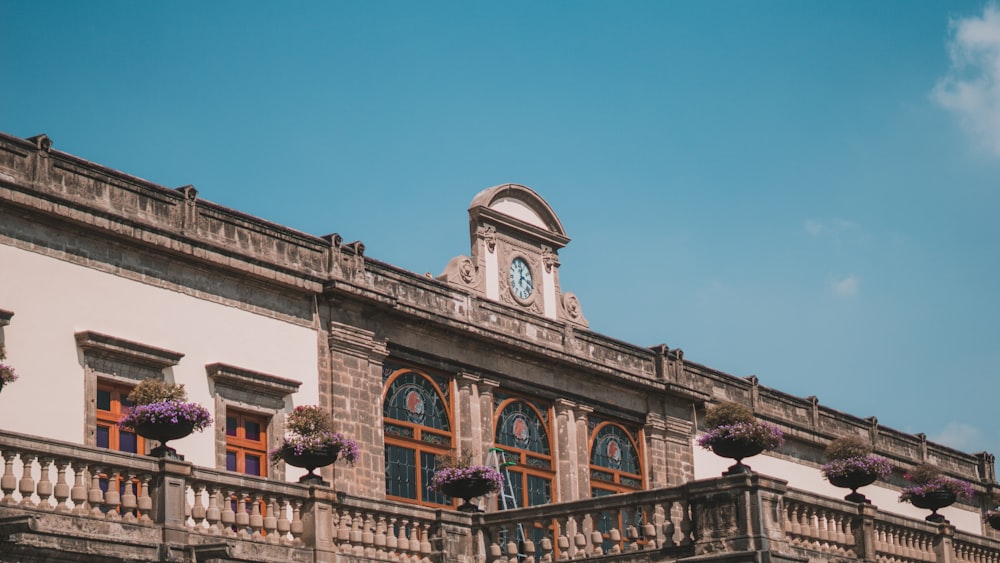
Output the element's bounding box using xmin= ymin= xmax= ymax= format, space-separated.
xmin=96 ymin=380 xmax=142 ymax=454
xmin=225 ymin=410 xmax=268 ymax=477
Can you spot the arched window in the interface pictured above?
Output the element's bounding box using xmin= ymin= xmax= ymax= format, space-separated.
xmin=383 ymin=366 xmax=453 ymax=506
xmin=494 ymin=396 xmax=554 ymax=508
xmin=589 ymin=421 xmax=644 ymax=496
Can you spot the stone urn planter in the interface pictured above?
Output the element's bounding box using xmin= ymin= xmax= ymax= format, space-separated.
xmin=710 ymin=438 xmax=766 ymax=476
xmin=439 ymin=478 xmax=497 ymax=513
xmin=278 ymin=445 xmax=341 ymax=486
xmin=134 ymin=419 xmax=197 ymax=459
xmin=987 ymin=512 xmax=1000 ymax=531
xmin=828 ymin=470 xmax=880 ymax=503
xmin=697 ymin=402 xmax=784 ymax=477
xmin=911 ymin=490 xmax=957 ymax=523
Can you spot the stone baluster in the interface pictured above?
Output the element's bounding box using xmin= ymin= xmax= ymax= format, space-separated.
xmin=351 ymin=510 xmax=365 ymax=556
xmin=407 ymin=517 xmax=421 ymax=555
xmin=385 ymin=516 xmax=399 ymax=555
xmin=537 ymin=533 xmax=554 ymax=562
xmin=337 ymin=508 xmax=352 ymax=551
xmin=137 ymin=474 xmax=152 ymax=525
xmin=275 ymin=497 xmax=290 ymax=544
xmin=70 ymin=463 xmax=88 ymax=515
xmin=103 ymin=468 xmax=122 ymax=521
xmin=35 ymin=457 xmax=53 ymax=509
xmin=234 ymin=491 xmax=250 ymax=538
xmin=553 ymin=514 xmax=571 ymax=561
xmin=17 ymin=453 xmax=36 ymax=507
xmin=53 ymin=459 xmax=70 ymax=512
xmin=0 ymin=451 xmax=16 ymax=505
xmin=249 ymin=493 xmax=264 ymax=539
xmin=373 ymin=515 xmax=388 ymax=557
xmin=120 ymin=472 xmax=137 ymax=523
xmin=263 ymin=496 xmax=278 ymax=544
xmin=204 ymin=485 xmax=221 ymax=534
xmin=221 ymin=488 xmax=236 ymax=536
xmin=360 ymin=512 xmax=375 ymax=556
xmin=87 ymin=465 xmax=104 ymax=517
xmin=189 ymin=482 xmax=207 ymax=530
xmin=289 ymin=500 xmax=303 ymax=545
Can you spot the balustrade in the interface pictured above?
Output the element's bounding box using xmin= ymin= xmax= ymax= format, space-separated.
xmin=4 ymin=429 xmax=1000 ymax=563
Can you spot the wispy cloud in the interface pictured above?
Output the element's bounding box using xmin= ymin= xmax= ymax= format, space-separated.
xmin=831 ymin=275 xmax=859 ymax=298
xmin=933 ymin=4 xmax=1000 ymax=156
xmin=930 ymin=422 xmax=983 ymax=451
xmin=804 ymin=218 xmax=861 ymax=237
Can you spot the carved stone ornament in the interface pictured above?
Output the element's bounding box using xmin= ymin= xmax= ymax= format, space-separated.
xmin=458 ymin=257 xmax=478 ymax=285
xmin=478 ymin=225 xmax=497 ymax=254
xmin=541 ymin=247 xmax=558 ymax=273
xmin=560 ymin=292 xmax=588 ymax=327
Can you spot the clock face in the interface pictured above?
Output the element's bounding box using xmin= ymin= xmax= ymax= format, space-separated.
xmin=509 ymin=257 xmax=534 ymax=300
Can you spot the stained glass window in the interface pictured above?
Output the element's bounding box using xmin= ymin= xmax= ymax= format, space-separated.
xmin=494 ymin=398 xmax=554 ymax=508
xmin=383 ymin=367 xmax=453 ymax=506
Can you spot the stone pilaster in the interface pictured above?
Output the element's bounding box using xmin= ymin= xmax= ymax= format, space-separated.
xmin=664 ymin=415 xmax=695 ymax=486
xmin=643 ymin=413 xmax=668 ymax=489
xmin=456 ymin=373 xmax=484 ymax=464
xmin=573 ymin=404 xmax=593 ymax=501
xmin=554 ymin=399 xmax=579 ymax=503
xmin=327 ymin=321 xmax=388 ymax=498
xmin=477 ymin=379 xmax=500 ymax=456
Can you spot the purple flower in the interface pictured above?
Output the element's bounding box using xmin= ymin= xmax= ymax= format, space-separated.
xmin=697 ymin=421 xmax=784 ymax=451
xmin=429 ymin=465 xmax=503 ymax=494
xmin=899 ymin=476 xmax=975 ymax=503
xmin=270 ymin=431 xmax=359 ymax=466
xmin=118 ymin=400 xmax=213 ymax=432
xmin=0 ymin=363 xmax=18 ymax=385
xmin=822 ymin=455 xmax=893 ymax=481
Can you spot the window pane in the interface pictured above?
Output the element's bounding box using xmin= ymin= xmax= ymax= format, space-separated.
xmin=245 ymin=421 xmax=261 ymax=441
xmin=421 ymin=451 xmax=448 ymax=505
xmin=385 ymin=445 xmax=416 ymax=500
xmin=96 ymin=425 xmax=110 ymax=449
xmin=527 ymin=474 xmax=552 ymax=506
xmin=119 ymin=431 xmax=138 ymax=453
xmin=226 ymin=417 xmax=237 ymax=437
xmin=97 ymin=389 xmax=112 ymax=411
xmin=245 ymin=454 xmax=262 ymax=476
xmin=226 ymin=451 xmax=237 ymax=471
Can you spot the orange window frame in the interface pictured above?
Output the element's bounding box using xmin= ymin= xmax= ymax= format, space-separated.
xmin=225 ymin=410 xmax=269 ymax=477
xmin=96 ymin=380 xmax=144 ymax=454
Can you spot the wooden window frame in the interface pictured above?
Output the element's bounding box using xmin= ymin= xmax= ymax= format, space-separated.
xmin=494 ymin=397 xmax=556 ymax=509
xmin=95 ymin=379 xmax=144 ymax=454
xmin=588 ymin=421 xmax=645 ymax=495
xmin=225 ymin=408 xmax=269 ymax=477
xmin=383 ymin=366 xmax=454 ymax=508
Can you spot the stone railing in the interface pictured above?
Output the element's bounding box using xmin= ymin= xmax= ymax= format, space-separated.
xmin=475 ymin=486 xmax=693 ymax=561
xmin=2 ymin=429 xmax=1000 ymax=563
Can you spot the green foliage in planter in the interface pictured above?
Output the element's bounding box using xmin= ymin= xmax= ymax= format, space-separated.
xmin=824 ymin=435 xmax=873 ymax=461
xmin=127 ymin=378 xmax=187 ymax=405
xmin=704 ymin=401 xmax=754 ymax=428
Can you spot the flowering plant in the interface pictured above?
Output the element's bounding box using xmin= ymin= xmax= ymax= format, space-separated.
xmin=428 ymin=451 xmax=503 ymax=494
xmin=696 ymin=402 xmax=784 ymax=451
xmin=119 ymin=401 xmax=213 ymax=431
xmin=118 ymin=378 xmax=213 ymax=432
xmin=0 ymin=345 xmax=18 ymax=386
xmin=821 ymin=436 xmax=893 ymax=481
xmin=898 ymin=464 xmax=975 ymax=504
xmin=270 ymin=405 xmax=359 ymax=466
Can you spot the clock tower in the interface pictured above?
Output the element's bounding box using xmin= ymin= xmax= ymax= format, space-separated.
xmin=439 ymin=184 xmax=588 ymax=327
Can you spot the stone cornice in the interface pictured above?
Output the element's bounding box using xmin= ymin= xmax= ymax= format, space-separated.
xmin=74 ymin=331 xmax=184 ymax=369
xmin=0 ymin=309 xmax=12 ymax=327
xmin=205 ymin=362 xmax=302 ymax=398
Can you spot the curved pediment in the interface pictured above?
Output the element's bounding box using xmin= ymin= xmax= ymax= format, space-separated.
xmin=469 ymin=184 xmax=566 ymax=238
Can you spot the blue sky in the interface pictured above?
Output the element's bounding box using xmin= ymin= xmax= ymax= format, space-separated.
xmin=3 ymin=2 xmax=999 ymax=460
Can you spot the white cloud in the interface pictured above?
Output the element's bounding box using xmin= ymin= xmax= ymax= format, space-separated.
xmin=933 ymin=4 xmax=1000 ymax=156
xmin=831 ymin=275 xmax=859 ymax=297
xmin=804 ymin=218 xmax=860 ymax=237
xmin=930 ymin=422 xmax=983 ymax=452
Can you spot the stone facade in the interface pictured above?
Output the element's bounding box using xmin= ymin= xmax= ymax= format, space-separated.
xmin=0 ymin=131 xmax=998 ymax=562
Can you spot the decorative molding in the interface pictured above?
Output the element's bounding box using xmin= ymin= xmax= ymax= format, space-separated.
xmin=328 ymin=321 xmax=388 ymax=362
xmin=206 ymin=363 xmax=301 ymax=399
xmin=74 ymin=331 xmax=184 ymax=369
xmin=477 ymin=225 xmax=497 ymax=254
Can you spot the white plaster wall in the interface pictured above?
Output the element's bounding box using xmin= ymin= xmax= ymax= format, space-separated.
xmin=693 ymin=440 xmax=982 ymax=534
xmin=0 ymin=245 xmax=319 ymax=475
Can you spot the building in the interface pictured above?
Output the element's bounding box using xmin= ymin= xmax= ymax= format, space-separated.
xmin=0 ymin=130 xmax=997 ymax=562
